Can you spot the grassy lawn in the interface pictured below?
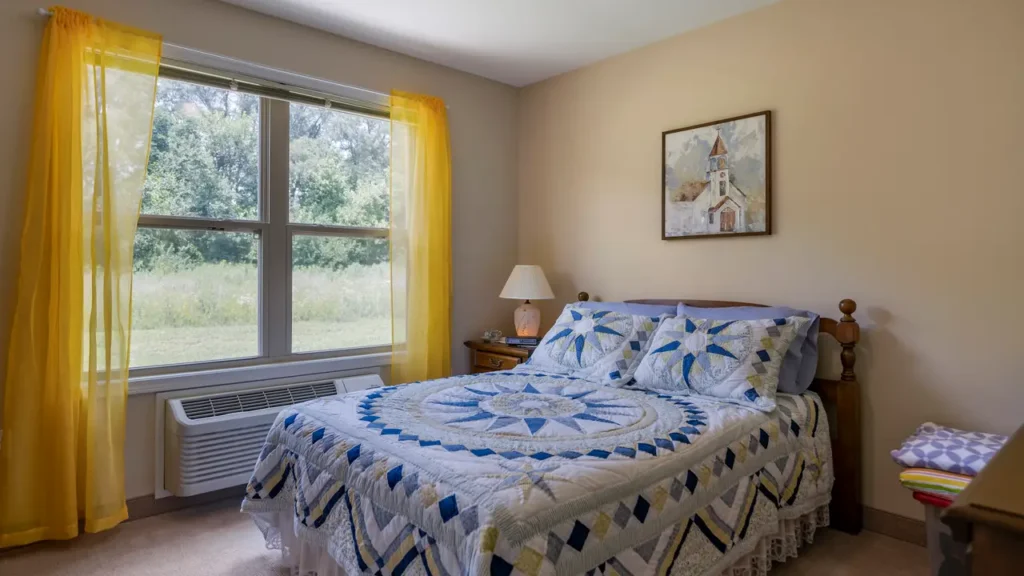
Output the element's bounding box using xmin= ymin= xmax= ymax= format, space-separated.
xmin=130 ymin=319 xmax=389 ymax=367
xmin=129 ymin=262 xmax=390 ymax=367
xmin=294 ymin=319 xmax=389 ymax=354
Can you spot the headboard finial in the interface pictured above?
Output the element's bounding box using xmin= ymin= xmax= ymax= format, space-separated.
xmin=837 ymin=299 xmax=859 ymax=382
xmin=577 ymin=291 xmax=590 ymax=302
xmin=839 ymin=299 xmax=856 ymax=320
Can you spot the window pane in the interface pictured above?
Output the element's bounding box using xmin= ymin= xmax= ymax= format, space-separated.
xmin=292 ymin=235 xmax=390 ymax=352
xmin=289 ymin=103 xmax=389 ymax=227
xmin=131 ymin=228 xmax=259 ymax=367
xmin=142 ymin=77 xmax=260 ymax=220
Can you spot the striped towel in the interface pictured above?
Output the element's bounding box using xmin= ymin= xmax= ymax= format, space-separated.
xmin=899 ymin=468 xmax=971 ymax=499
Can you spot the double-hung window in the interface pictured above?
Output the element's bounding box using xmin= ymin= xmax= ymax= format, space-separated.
xmin=131 ymin=61 xmax=391 ymax=370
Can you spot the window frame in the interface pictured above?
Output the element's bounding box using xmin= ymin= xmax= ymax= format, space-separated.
xmin=131 ymin=61 xmax=392 ymax=379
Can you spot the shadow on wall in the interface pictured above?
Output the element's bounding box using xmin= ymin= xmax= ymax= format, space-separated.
xmin=536 ymin=270 xmax=580 ymax=332
xmin=856 ymin=306 xmax=947 ymax=517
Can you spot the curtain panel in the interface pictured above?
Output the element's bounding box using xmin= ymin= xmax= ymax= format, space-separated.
xmin=0 ymin=6 xmax=161 ymax=547
xmin=389 ymin=92 xmax=452 ymax=384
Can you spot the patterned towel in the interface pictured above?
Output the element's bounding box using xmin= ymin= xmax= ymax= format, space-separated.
xmin=890 ymin=422 xmax=1007 ymax=476
xmin=899 ymin=468 xmax=971 ymax=499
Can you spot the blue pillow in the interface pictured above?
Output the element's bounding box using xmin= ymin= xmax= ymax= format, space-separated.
xmin=677 ymin=304 xmax=819 ymax=394
xmin=578 ymin=300 xmax=676 ymax=317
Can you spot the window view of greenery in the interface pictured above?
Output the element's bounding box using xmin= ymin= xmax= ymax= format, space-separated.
xmin=130 ymin=76 xmax=391 ymax=369
xmin=289 ymin=102 xmax=391 ymax=353
xmin=292 ymin=236 xmax=390 ymax=352
xmin=141 ymin=78 xmax=260 ymax=220
xmin=132 ymin=228 xmax=259 ymax=367
xmin=290 ymin=102 xmax=389 ymax=227
xmin=131 ymin=78 xmax=260 ymax=367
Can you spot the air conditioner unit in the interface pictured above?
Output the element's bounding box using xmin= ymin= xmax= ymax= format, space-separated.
xmin=163 ymin=374 xmax=382 ymax=497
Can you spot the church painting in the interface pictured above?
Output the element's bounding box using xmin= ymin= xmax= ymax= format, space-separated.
xmin=662 ymin=111 xmax=771 ymax=239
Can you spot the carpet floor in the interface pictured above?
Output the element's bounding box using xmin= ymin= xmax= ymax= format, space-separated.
xmin=0 ymin=499 xmax=928 ymax=575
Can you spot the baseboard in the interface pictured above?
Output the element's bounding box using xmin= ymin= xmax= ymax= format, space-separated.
xmin=863 ymin=506 xmax=926 ymax=547
xmin=126 ymin=485 xmax=246 ymax=521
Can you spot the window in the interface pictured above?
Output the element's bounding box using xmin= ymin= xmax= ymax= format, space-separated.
xmin=288 ymin=102 xmax=390 ymax=354
xmin=132 ymin=68 xmax=390 ymax=370
xmin=719 ymin=179 xmax=726 ymax=196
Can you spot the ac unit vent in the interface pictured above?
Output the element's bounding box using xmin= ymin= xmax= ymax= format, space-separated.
xmin=180 ymin=381 xmax=340 ymax=421
xmin=162 ymin=373 xmax=382 ymax=498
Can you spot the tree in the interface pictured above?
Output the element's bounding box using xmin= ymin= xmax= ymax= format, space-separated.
xmin=135 ymin=78 xmax=390 ymax=273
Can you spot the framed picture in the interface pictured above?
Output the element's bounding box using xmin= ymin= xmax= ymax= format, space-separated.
xmin=662 ymin=110 xmax=771 ymax=240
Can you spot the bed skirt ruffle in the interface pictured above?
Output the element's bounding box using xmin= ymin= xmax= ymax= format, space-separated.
xmin=247 ymin=504 xmax=830 ymax=576
xmin=719 ymin=505 xmax=829 ymax=576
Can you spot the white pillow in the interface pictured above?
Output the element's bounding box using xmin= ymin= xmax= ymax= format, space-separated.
xmin=633 ymin=315 xmax=809 ymax=412
xmin=526 ymin=304 xmax=665 ymax=386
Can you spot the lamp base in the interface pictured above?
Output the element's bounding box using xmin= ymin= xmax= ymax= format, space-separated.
xmin=513 ymin=300 xmax=541 ymax=337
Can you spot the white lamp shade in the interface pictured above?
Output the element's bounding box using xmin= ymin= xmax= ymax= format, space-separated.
xmin=499 ymin=265 xmax=554 ymax=300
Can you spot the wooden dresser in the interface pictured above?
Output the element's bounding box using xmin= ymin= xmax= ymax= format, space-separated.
xmin=463 ymin=340 xmax=531 ymax=374
xmin=944 ymin=423 xmax=1024 ymax=573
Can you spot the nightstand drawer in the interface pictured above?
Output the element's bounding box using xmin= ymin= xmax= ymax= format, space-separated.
xmin=473 ymin=351 xmax=520 ymax=371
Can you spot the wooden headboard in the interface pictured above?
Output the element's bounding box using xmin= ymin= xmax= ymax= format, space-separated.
xmin=577 ymin=292 xmax=863 ymax=534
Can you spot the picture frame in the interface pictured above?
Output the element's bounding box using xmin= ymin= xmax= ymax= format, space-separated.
xmin=662 ymin=110 xmax=772 ymax=240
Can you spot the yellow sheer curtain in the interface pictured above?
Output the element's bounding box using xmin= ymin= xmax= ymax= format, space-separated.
xmin=0 ymin=7 xmax=161 ymax=547
xmin=389 ymin=92 xmax=452 ymax=384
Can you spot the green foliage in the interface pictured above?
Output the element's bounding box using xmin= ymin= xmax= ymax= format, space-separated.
xmin=131 ymin=262 xmax=389 ymax=330
xmin=128 ymin=79 xmax=392 ymax=367
xmin=131 ymin=262 xmax=258 ymax=329
xmin=130 ymin=319 xmax=389 ymax=367
xmin=291 ymin=258 xmax=390 ymax=322
xmin=129 ymin=262 xmax=389 ymax=366
xmin=135 ymin=78 xmax=390 ymax=273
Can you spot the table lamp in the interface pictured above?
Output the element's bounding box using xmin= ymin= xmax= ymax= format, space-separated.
xmin=499 ymin=265 xmax=554 ymax=337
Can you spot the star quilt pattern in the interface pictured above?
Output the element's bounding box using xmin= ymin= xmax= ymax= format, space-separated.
xmin=242 ymin=371 xmax=832 ymax=575
xmin=526 ymin=305 xmax=665 ymax=386
xmin=633 ymin=315 xmax=809 ymax=412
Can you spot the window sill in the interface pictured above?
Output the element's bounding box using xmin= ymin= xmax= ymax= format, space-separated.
xmin=128 ymin=352 xmax=391 ymax=396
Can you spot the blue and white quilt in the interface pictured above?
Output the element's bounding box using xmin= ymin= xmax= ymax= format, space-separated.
xmin=242 ymin=370 xmax=833 ymax=576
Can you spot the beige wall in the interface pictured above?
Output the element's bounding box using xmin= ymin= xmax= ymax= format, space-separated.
xmin=518 ymin=0 xmax=1024 ymax=520
xmin=3 ymin=0 xmax=1022 ymax=519
xmin=0 ymin=0 xmax=519 ymax=498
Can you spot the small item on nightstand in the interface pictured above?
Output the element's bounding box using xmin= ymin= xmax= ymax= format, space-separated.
xmin=482 ymin=329 xmax=503 ymax=342
xmin=504 ymin=336 xmax=539 ymax=346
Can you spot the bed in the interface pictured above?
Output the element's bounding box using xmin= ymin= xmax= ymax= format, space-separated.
xmin=242 ymin=297 xmax=862 ymax=576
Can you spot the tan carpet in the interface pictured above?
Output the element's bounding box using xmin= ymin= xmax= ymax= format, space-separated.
xmin=0 ymin=499 xmax=928 ymax=575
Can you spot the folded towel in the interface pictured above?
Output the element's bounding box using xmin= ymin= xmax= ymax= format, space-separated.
xmin=891 ymin=422 xmax=1007 ymax=476
xmin=912 ymin=491 xmax=954 ymax=509
xmin=900 ymin=468 xmax=971 ymax=500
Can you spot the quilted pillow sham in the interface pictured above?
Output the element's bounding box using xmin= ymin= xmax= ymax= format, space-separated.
xmin=678 ymin=304 xmax=820 ymax=394
xmin=525 ymin=304 xmax=665 ymax=386
xmin=632 ymin=315 xmax=809 ymax=412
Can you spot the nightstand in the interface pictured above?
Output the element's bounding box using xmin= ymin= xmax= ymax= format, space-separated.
xmin=464 ymin=340 xmax=531 ymax=374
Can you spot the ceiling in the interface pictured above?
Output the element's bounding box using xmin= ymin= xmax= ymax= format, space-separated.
xmin=220 ymin=0 xmax=780 ymax=87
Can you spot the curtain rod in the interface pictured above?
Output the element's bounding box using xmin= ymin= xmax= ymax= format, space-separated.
xmin=35 ymin=7 xmax=387 ymax=101
xmin=34 ymin=7 xmax=445 ymax=109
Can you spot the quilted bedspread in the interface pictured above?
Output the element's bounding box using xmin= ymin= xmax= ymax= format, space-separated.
xmin=242 ymin=370 xmax=833 ymax=576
